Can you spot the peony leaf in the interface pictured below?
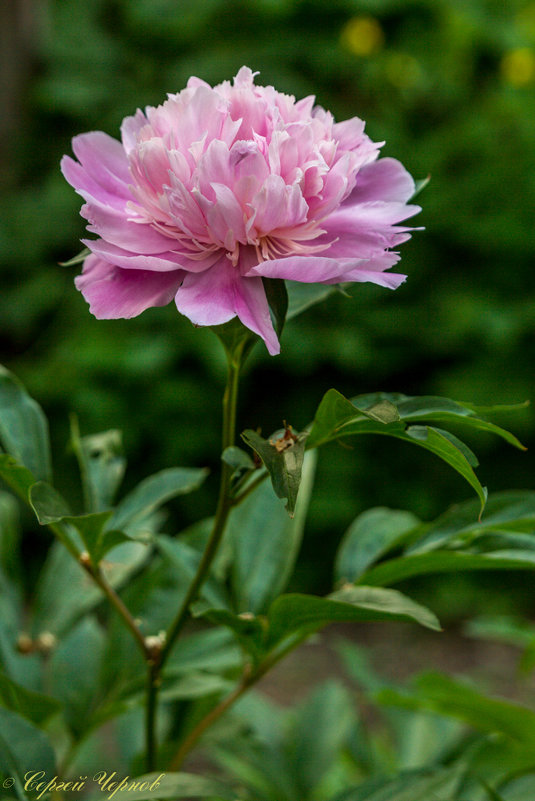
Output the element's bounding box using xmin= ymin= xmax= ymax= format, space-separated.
xmin=266 ymin=585 xmax=441 ymax=649
xmin=0 ymin=708 xmax=56 ymax=794
xmin=221 ymin=445 xmax=256 ymax=490
xmin=59 ymin=246 xmax=91 ymax=267
xmin=228 ymin=451 xmax=316 ymax=613
xmin=70 ymin=418 xmax=126 ymax=513
xmin=0 ymin=671 xmax=61 ymax=728
xmin=378 ymin=672 xmax=535 ymax=749
xmin=241 ymin=426 xmax=307 ymax=517
xmin=286 ymin=281 xmax=339 ymax=319
xmin=0 ymin=366 xmax=52 ymax=483
xmin=357 ymin=550 xmax=535 ymax=587
xmin=307 ymin=389 xmax=525 ymax=516
xmin=107 ymin=466 xmax=208 ymax=531
xmin=335 ymin=507 xmax=421 ymax=583
xmin=262 ymin=277 xmax=288 ymax=338
xmin=29 ymin=481 xmax=130 ymax=563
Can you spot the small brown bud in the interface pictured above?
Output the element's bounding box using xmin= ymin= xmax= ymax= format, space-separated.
xmin=79 ymin=551 xmax=92 ymax=570
xmin=17 ymin=633 xmax=34 ymax=654
xmin=36 ymin=631 xmax=57 ymax=654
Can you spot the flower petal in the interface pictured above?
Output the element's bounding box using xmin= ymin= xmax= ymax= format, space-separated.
xmin=351 ymin=157 xmax=417 ymax=204
xmin=175 ymin=254 xmax=279 ymax=354
xmin=75 ymin=255 xmax=184 ymax=318
xmin=71 ymin=132 xmax=132 ymax=196
xmin=81 ymin=238 xmax=215 ymax=273
xmin=81 ymin=200 xmax=178 ymax=254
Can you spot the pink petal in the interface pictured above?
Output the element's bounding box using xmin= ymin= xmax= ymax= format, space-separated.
xmin=71 ymin=132 xmax=131 ymax=195
xmin=81 ymin=238 xmax=215 ymax=273
xmin=175 ymin=254 xmax=279 ymax=354
xmin=121 ymin=109 xmax=149 ymax=154
xmin=351 ymin=157 xmax=416 ymax=204
xmin=248 ymin=175 xmax=308 ymax=236
xmin=75 ymin=255 xmax=184 ymax=318
xmin=61 ymin=156 xmax=127 ymax=210
xmin=248 ymin=253 xmax=406 ymax=290
xmin=81 ymin=200 xmax=177 ymax=254
xmin=246 ymin=254 xmax=367 ymax=283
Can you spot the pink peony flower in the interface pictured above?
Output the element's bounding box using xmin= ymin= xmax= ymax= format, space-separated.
xmin=62 ymin=67 xmax=420 ymax=355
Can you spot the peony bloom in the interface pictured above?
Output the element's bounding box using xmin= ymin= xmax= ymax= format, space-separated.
xmin=62 ymin=67 xmax=420 ymax=355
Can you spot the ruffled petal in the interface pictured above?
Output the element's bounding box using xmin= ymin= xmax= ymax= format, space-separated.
xmin=81 ymin=238 xmax=216 ymax=273
xmin=175 ymin=253 xmax=279 ymax=354
xmin=351 ymin=157 xmax=416 ymax=204
xmin=71 ymin=132 xmax=131 ymax=196
xmin=75 ymin=255 xmax=184 ymax=318
xmin=81 ymin=200 xmax=178 ymax=254
xmin=61 ymin=156 xmax=127 ymax=210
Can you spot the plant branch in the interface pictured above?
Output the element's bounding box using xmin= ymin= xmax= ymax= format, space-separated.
xmin=167 ymin=631 xmax=310 ymax=770
xmin=145 ymin=339 xmax=244 ymax=771
xmin=80 ymin=555 xmax=148 ymax=658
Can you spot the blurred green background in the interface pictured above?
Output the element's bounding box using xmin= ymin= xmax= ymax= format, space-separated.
xmin=1 ymin=0 xmax=534 ymax=599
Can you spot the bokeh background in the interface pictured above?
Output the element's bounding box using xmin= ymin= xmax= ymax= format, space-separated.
xmin=1 ymin=0 xmax=535 ymax=612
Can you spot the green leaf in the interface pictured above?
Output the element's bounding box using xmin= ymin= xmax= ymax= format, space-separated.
xmin=191 ymin=605 xmax=267 ymax=663
xmin=480 ymin=779 xmax=507 ymax=801
xmin=410 ymin=175 xmax=431 ymax=200
xmin=86 ymin=772 xmax=238 ymax=801
xmin=70 ymin=419 xmax=126 ymax=512
xmin=160 ymin=671 xmax=232 ymax=702
xmin=307 ymin=389 xmax=495 ymax=514
xmin=210 ymin=317 xmax=258 ymax=363
xmin=222 ymin=445 xmax=255 ymax=485
xmin=351 ymin=393 xmax=526 ymax=451
xmin=0 ymin=708 xmax=56 ymax=797
xmin=358 ymin=550 xmax=535 ymax=587
xmin=266 ymin=585 xmax=441 ymax=649
xmin=407 ymin=490 xmax=535 ymax=555
xmin=335 ymin=507 xmax=421 ymax=583
xmin=0 ymin=671 xmax=60 ymax=727
xmin=286 ymin=281 xmax=338 ymax=319
xmin=292 ymin=681 xmax=355 ymax=795
xmin=59 ymin=246 xmax=91 ymax=266
xmin=0 ymin=454 xmax=36 ymax=501
xmin=0 ymin=491 xmax=20 ymax=574
xmin=241 ymin=426 xmax=307 ymax=516
xmin=32 ymin=540 xmax=149 ymax=638
xmin=108 ymin=467 xmax=208 ymax=531
xmin=156 ymin=536 xmax=231 ymax=610
xmin=164 ymin=628 xmax=242 ymax=675
xmin=49 ymin=616 xmax=105 ymax=736
xmin=0 ymin=366 xmax=51 ymax=483
xmin=378 ymin=672 xmax=535 ymax=750
xmin=262 ymin=277 xmax=288 ymax=338
xmin=331 ymin=766 xmax=464 ymax=801
xmin=229 ymin=450 xmax=316 ymax=613
xmin=29 ymin=481 xmax=128 ymax=563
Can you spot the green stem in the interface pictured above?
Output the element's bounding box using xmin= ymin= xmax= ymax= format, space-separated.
xmin=145 ymin=343 xmax=244 ymax=771
xmin=167 ymin=631 xmax=309 ymax=771
xmin=82 ymin=559 xmax=148 ymax=659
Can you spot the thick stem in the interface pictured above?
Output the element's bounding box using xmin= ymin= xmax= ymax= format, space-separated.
xmin=145 ymin=345 xmax=243 ymax=771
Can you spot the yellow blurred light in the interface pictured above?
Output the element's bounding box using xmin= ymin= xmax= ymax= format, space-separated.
xmin=341 ymin=16 xmax=384 ymax=57
xmin=385 ymin=53 xmax=422 ymax=89
xmin=500 ymin=47 xmax=535 ymax=86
